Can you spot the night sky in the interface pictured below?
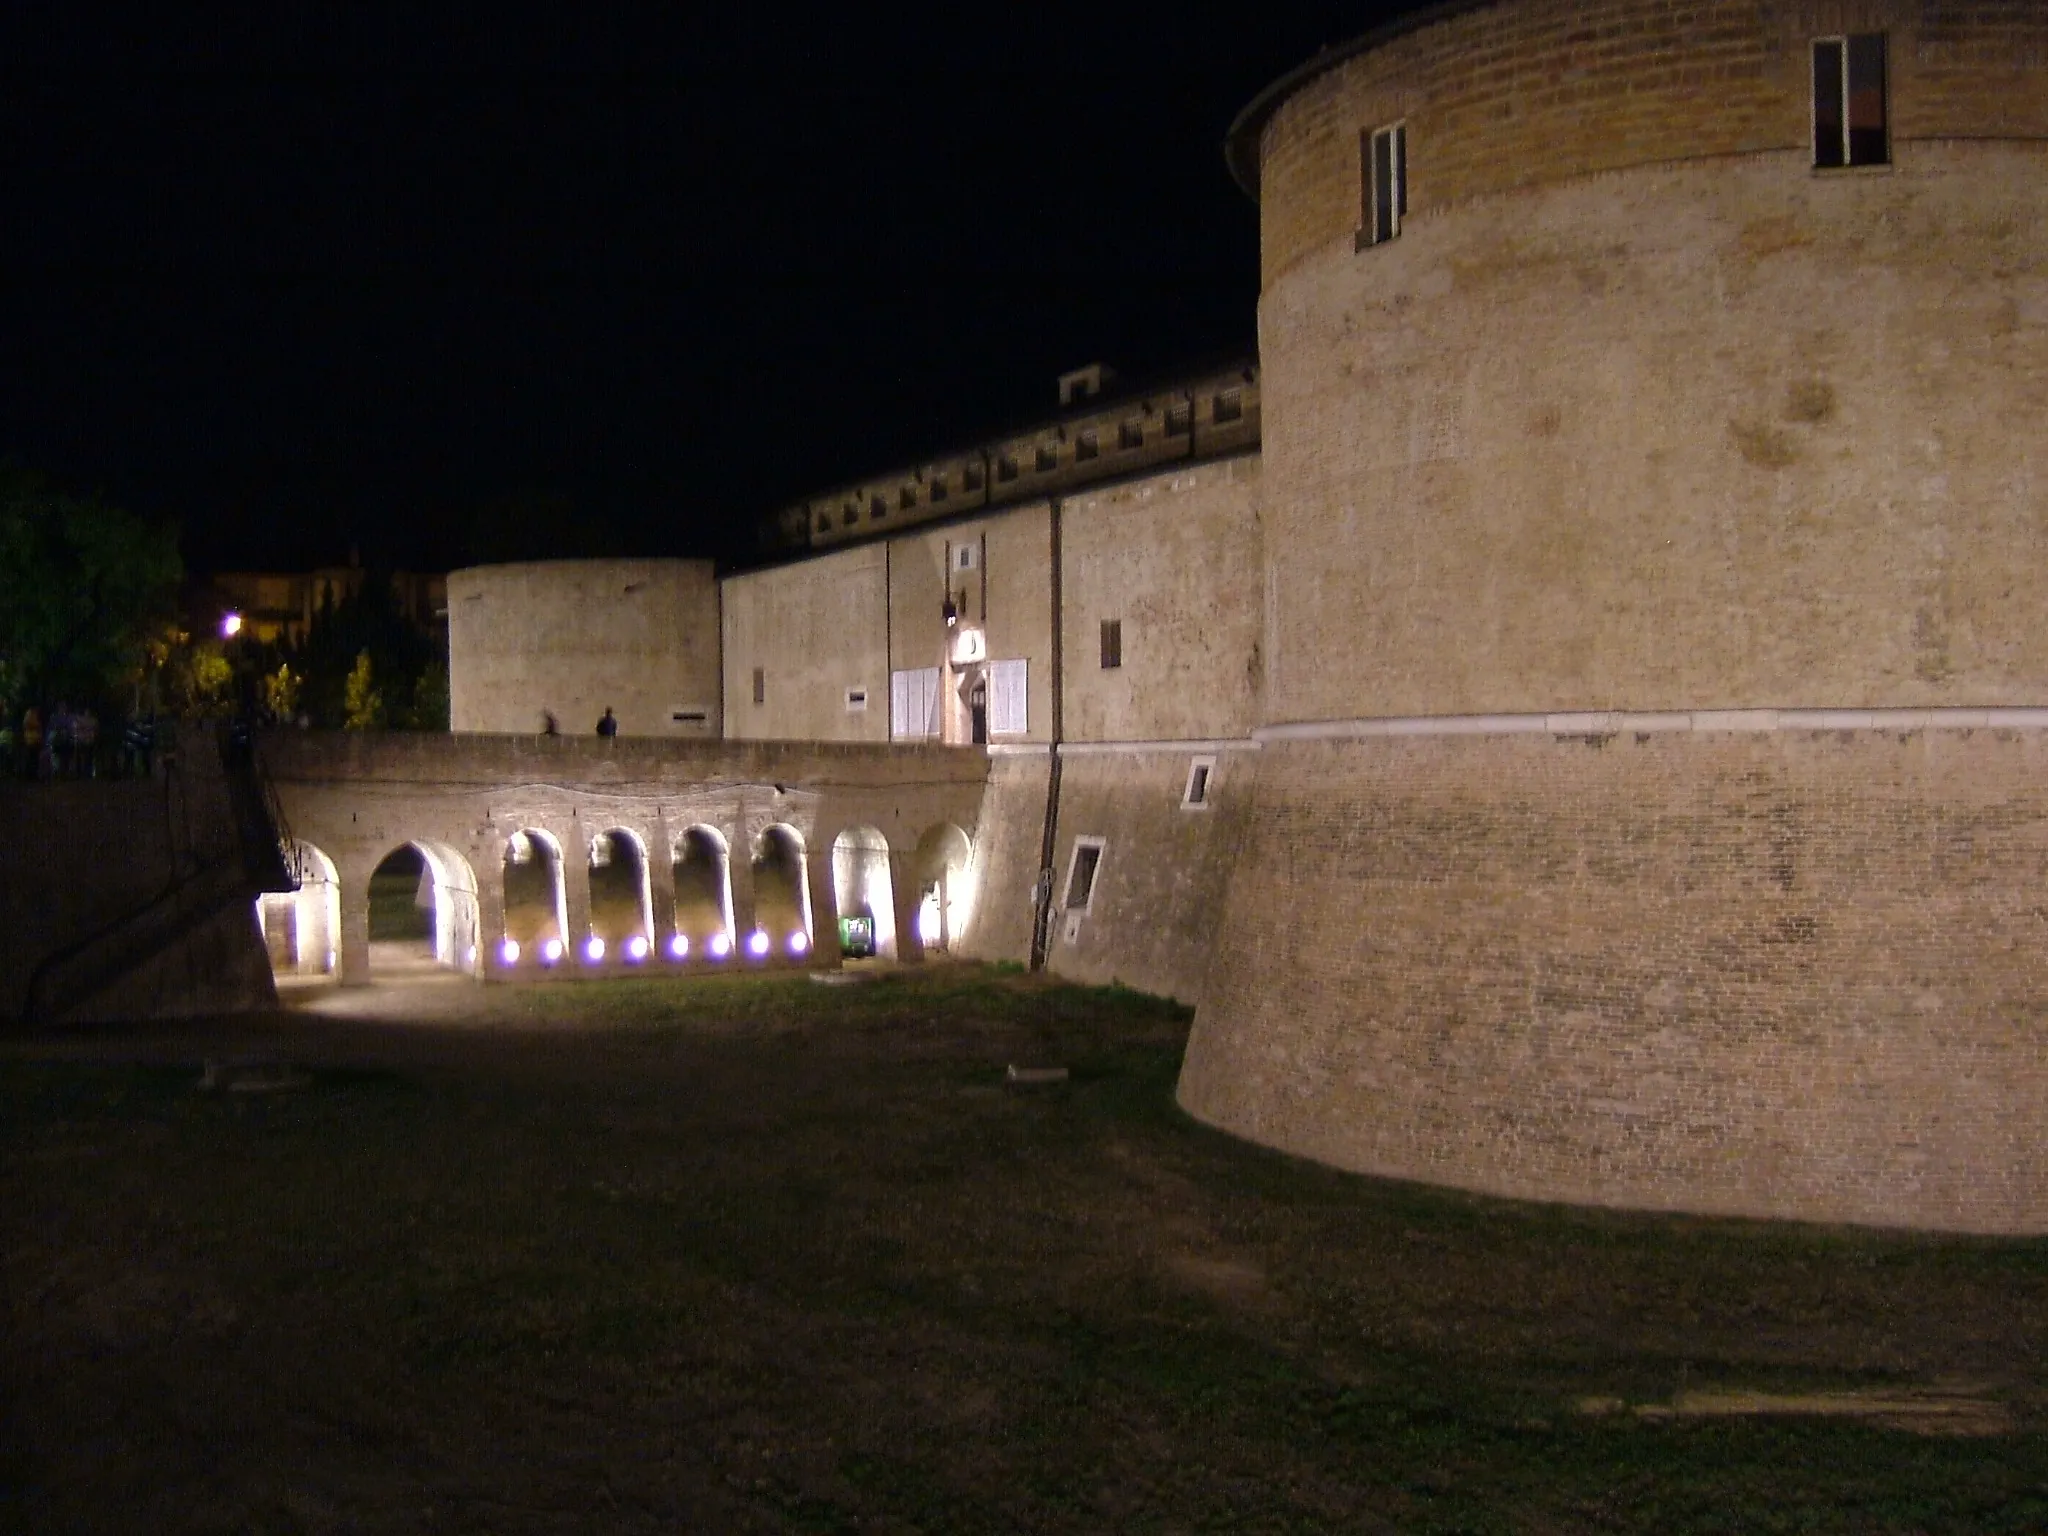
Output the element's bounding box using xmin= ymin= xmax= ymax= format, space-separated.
xmin=2 ymin=5 xmax=1405 ymax=576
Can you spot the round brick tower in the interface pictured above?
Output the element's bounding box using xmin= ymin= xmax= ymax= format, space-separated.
xmin=1178 ymin=0 xmax=2048 ymax=1231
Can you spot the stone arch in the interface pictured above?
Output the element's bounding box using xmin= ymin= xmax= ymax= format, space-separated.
xmin=588 ymin=826 xmax=654 ymax=961
xmin=750 ymin=823 xmax=812 ymax=959
xmin=830 ymin=825 xmax=897 ymax=959
xmin=911 ymin=822 xmax=975 ymax=952
xmin=502 ymin=827 xmax=569 ymax=965
xmin=365 ymin=840 xmax=482 ymax=977
xmin=257 ymin=841 xmax=340 ymax=979
xmin=672 ymin=824 xmax=734 ymax=958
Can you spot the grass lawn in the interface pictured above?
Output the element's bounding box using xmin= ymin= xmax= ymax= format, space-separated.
xmin=4 ymin=966 xmax=2046 ymax=1533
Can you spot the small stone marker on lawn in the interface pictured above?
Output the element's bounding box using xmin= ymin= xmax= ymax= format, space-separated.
xmin=1006 ymin=1065 xmax=1069 ymax=1086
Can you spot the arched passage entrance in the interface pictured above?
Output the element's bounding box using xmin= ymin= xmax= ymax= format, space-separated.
xmin=588 ymin=827 xmax=654 ymax=962
xmin=750 ymin=824 xmax=812 ymax=959
xmin=257 ymin=841 xmax=339 ymax=979
xmin=672 ymin=825 xmax=734 ymax=959
xmin=367 ymin=841 xmax=482 ymax=977
xmin=831 ymin=826 xmax=896 ymax=959
xmin=912 ymin=823 xmax=975 ymax=952
xmin=502 ymin=828 xmax=569 ymax=966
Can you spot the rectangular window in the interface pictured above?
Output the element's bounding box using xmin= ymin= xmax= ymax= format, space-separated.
xmin=889 ymin=667 xmax=941 ymax=740
xmin=815 ymin=512 xmax=831 ymax=535
xmin=962 ymin=462 xmax=984 ymax=492
xmin=1212 ymin=389 xmax=1242 ymax=425
xmin=1035 ymin=443 xmax=1059 ymax=473
xmin=869 ymin=494 xmax=887 ymax=521
xmin=751 ymin=667 xmax=765 ymax=706
xmin=841 ymin=501 xmax=858 ymax=527
xmin=954 ymin=542 xmax=977 ymax=572
xmin=1362 ymin=121 xmax=1407 ymax=246
xmin=1814 ymin=35 xmax=1888 ymax=168
xmin=988 ymin=657 xmax=1028 ymax=736
xmin=900 ymin=485 xmax=918 ymax=511
xmin=1075 ymin=429 xmax=1099 ymax=462
xmin=845 ymin=686 xmax=868 ymax=713
xmin=996 ymin=454 xmax=1019 ymax=482
xmin=930 ymin=475 xmax=948 ymax=503
xmin=1100 ymin=618 xmax=1122 ymax=670
xmin=1119 ymin=418 xmax=1144 ymax=451
xmin=1182 ymin=755 xmax=1216 ymax=808
xmin=1064 ymin=838 xmax=1105 ymax=913
xmin=1164 ymin=401 xmax=1191 ymax=436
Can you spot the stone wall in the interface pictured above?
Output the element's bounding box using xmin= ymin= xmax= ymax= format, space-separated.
xmin=448 ymin=559 xmax=722 ymax=738
xmin=0 ymin=738 xmax=276 ymax=1025
xmin=1249 ymin=0 xmax=2048 ymax=286
xmin=1183 ymin=723 xmax=2048 ymax=1233
xmin=1061 ymin=456 xmax=1263 ymax=744
xmin=1256 ymin=144 xmax=2047 ymax=724
xmin=1042 ymin=746 xmax=1252 ymax=1005
xmin=722 ymin=544 xmax=890 ymax=743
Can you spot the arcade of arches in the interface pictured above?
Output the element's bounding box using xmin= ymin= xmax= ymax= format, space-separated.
xmin=261 ymin=817 xmax=980 ymax=984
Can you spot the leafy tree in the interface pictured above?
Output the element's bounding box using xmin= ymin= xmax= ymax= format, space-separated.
xmin=286 ymin=572 xmax=442 ymax=729
xmin=263 ymin=662 xmax=302 ymax=721
xmin=408 ymin=657 xmax=450 ymax=731
xmin=0 ymin=468 xmax=181 ymax=716
xmin=343 ymin=650 xmax=385 ymax=730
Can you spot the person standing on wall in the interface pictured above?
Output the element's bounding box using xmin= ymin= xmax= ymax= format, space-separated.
xmin=596 ymin=707 xmax=618 ymax=741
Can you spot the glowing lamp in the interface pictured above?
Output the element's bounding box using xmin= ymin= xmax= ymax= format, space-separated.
xmin=500 ymin=938 xmax=522 ymax=965
xmin=745 ymin=930 xmax=770 ymax=959
xmin=584 ymin=936 xmax=606 ymax=963
xmin=542 ymin=938 xmax=564 ymax=964
xmin=709 ymin=932 xmax=732 ymax=959
xmin=668 ymin=933 xmax=689 ymax=960
xmin=625 ymin=935 xmax=649 ymax=962
xmin=788 ymin=931 xmax=810 ymax=956
xmin=221 ymin=612 xmax=243 ymax=638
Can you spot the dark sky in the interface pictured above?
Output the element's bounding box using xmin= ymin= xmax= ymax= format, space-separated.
xmin=2 ymin=4 xmax=1405 ymax=575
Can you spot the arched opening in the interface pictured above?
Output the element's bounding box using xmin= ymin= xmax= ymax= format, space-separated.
xmin=367 ymin=841 xmax=482 ymax=977
xmin=671 ymin=825 xmax=734 ymax=959
xmin=913 ymin=823 xmax=976 ymax=952
xmin=256 ymin=841 xmax=339 ymax=981
xmin=750 ymin=824 xmax=812 ymax=959
xmin=588 ymin=827 xmax=653 ymax=963
xmin=502 ymin=828 xmax=569 ymax=966
xmin=831 ymin=826 xmax=897 ymax=959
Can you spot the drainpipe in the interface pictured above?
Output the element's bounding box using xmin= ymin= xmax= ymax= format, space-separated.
xmin=1029 ymin=495 xmax=1064 ymax=971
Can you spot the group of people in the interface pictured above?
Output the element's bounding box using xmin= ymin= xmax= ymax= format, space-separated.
xmin=2 ymin=703 xmax=113 ymax=780
xmin=541 ymin=707 xmax=619 ymax=738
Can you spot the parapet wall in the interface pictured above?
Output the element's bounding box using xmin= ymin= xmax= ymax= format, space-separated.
xmin=1182 ymin=724 xmax=2048 ymax=1233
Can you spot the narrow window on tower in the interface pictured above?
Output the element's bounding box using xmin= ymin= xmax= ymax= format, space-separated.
xmin=1361 ymin=121 xmax=1407 ymax=247
xmin=1100 ymin=619 xmax=1122 ymax=670
xmin=1813 ymin=35 xmax=1888 ymax=169
xmin=752 ymin=667 xmax=765 ymax=706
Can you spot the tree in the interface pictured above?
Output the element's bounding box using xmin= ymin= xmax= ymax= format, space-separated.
xmin=0 ymin=468 xmax=181 ymax=714
xmin=343 ymin=650 xmax=385 ymax=730
xmin=263 ymin=662 xmax=302 ymax=721
xmin=287 ymin=572 xmax=441 ymax=729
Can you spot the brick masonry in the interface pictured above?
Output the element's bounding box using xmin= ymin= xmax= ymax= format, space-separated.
xmin=1183 ymin=726 xmax=2048 ymax=1233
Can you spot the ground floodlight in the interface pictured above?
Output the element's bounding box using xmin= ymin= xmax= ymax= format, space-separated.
xmin=542 ymin=938 xmax=564 ymax=964
xmin=746 ymin=930 xmax=770 ymax=958
xmin=668 ymin=933 xmax=689 ymax=959
xmin=584 ymin=936 xmax=606 ymax=963
xmin=709 ymin=932 xmax=731 ymax=959
xmin=788 ymin=931 xmax=810 ymax=956
xmin=500 ymin=938 xmax=522 ymax=965
xmin=626 ymin=935 xmax=649 ymax=961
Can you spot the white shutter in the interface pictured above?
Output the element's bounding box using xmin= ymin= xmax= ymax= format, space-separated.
xmin=891 ymin=667 xmax=940 ymax=740
xmin=989 ymin=658 xmax=1027 ymax=736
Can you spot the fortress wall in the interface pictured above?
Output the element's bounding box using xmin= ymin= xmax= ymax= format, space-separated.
xmin=1043 ymin=748 xmax=1252 ymax=1006
xmin=1061 ymin=456 xmax=1265 ymax=744
xmin=951 ymin=750 xmax=1051 ymax=967
xmin=723 ymin=544 xmax=890 ymax=742
xmin=1257 ymin=143 xmax=2048 ymax=725
xmin=1256 ymin=0 xmax=2048 ymax=286
xmin=1183 ymin=725 xmax=2048 ymax=1233
xmin=448 ymin=560 xmax=721 ymax=738
xmin=887 ymin=505 xmax=1055 ymax=741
